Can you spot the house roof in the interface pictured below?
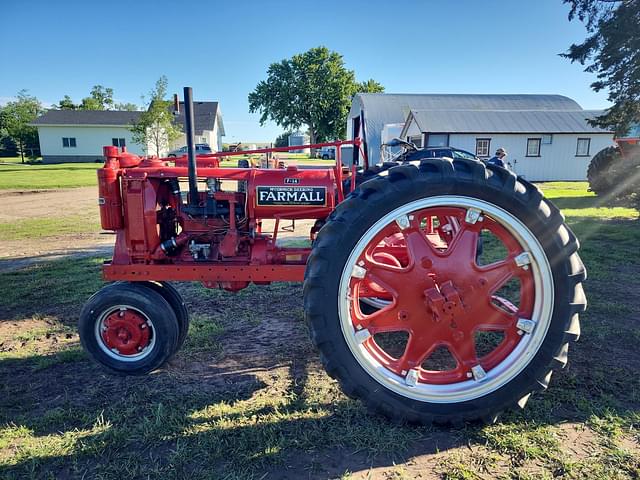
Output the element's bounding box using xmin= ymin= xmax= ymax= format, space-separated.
xmin=354 ymin=93 xmax=584 ymax=125
xmin=32 ymin=110 xmax=143 ymax=126
xmin=173 ymin=101 xmax=223 ymax=136
xmin=32 ymin=101 xmax=224 ymax=136
xmin=402 ymin=109 xmax=612 ymax=135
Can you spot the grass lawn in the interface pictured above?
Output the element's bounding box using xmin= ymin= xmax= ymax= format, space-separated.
xmin=0 ymin=182 xmax=638 ymax=479
xmin=0 ymin=214 xmax=101 ymax=241
xmin=0 ymin=162 xmax=99 ymax=190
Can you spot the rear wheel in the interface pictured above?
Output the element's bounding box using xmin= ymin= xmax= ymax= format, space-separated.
xmin=79 ymin=282 xmax=179 ymax=375
xmin=587 ymin=146 xmax=621 ymax=196
xmin=304 ymin=158 xmax=586 ymax=424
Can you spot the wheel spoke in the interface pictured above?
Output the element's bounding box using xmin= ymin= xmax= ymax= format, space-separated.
xmin=477 ymin=255 xmax=520 ymax=293
xmin=398 ymin=333 xmax=438 ymax=371
xmin=475 ymin=302 xmax=518 ymax=330
xmin=362 ymin=305 xmax=405 ymax=333
xmin=363 ymin=261 xmax=405 ymax=297
xmin=445 ymin=222 xmax=480 ymax=263
xmin=448 ymin=328 xmax=478 ymax=369
xmin=402 ymin=225 xmax=440 ymax=265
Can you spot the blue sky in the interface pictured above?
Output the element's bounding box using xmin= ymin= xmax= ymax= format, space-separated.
xmin=1 ymin=0 xmax=607 ymax=142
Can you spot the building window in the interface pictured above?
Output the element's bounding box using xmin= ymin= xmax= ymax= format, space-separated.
xmin=408 ymin=135 xmax=423 ymax=148
xmin=112 ymin=138 xmax=126 ymax=147
xmin=526 ymin=138 xmax=541 ymax=157
xmin=542 ymin=134 xmax=553 ymax=144
xmin=426 ymin=133 xmax=449 ymax=147
xmin=476 ymin=138 xmax=491 ymax=157
xmin=62 ymin=137 xmax=76 ymax=148
xmin=576 ymin=138 xmax=591 ymax=156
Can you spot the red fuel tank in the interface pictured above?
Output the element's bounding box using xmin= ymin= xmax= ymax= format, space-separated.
xmin=97 ymin=167 xmax=124 ymax=230
xmin=250 ymin=166 xmax=336 ymax=219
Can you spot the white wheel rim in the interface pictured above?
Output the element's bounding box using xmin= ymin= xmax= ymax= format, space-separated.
xmin=94 ymin=304 xmax=156 ymax=362
xmin=338 ymin=195 xmax=554 ymax=403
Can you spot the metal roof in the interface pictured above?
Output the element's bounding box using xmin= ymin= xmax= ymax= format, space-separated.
xmin=405 ymin=109 xmax=611 ymax=134
xmin=354 ymin=93 xmax=584 ymax=125
xmin=32 ymin=110 xmax=143 ymax=126
xmin=32 ymin=101 xmax=222 ymax=136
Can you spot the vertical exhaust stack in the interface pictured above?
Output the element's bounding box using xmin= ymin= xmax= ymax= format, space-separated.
xmin=183 ymin=87 xmax=199 ymax=208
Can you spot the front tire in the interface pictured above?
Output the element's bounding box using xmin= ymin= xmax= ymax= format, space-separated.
xmin=304 ymin=158 xmax=586 ymax=424
xmin=135 ymin=281 xmax=190 ymax=350
xmin=79 ymin=282 xmax=180 ymax=375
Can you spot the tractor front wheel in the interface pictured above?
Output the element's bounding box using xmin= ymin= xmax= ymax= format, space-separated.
xmin=79 ymin=282 xmax=179 ymax=375
xmin=304 ymin=158 xmax=586 ymax=424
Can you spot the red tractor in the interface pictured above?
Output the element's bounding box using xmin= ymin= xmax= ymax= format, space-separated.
xmin=80 ymin=88 xmax=586 ymax=424
xmin=587 ymin=124 xmax=640 ymax=197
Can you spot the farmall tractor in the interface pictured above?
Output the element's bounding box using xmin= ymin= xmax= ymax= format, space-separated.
xmin=79 ymin=88 xmax=586 ymax=424
xmin=587 ymin=124 xmax=640 ymax=197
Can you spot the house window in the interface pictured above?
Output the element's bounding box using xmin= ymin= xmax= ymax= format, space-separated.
xmin=476 ymin=138 xmax=491 ymax=157
xmin=112 ymin=138 xmax=126 ymax=147
xmin=408 ymin=135 xmax=423 ymax=148
xmin=526 ymin=138 xmax=541 ymax=157
xmin=542 ymin=134 xmax=553 ymax=144
xmin=576 ymin=138 xmax=591 ymax=156
xmin=62 ymin=137 xmax=76 ymax=148
xmin=426 ymin=133 xmax=449 ymax=147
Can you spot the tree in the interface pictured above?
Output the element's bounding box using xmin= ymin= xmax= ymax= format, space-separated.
xmin=0 ymin=90 xmax=44 ymax=162
xmin=356 ymin=79 xmax=385 ymax=94
xmin=57 ymin=95 xmax=78 ymax=110
xmin=58 ymin=92 xmax=138 ymax=111
xmin=561 ymin=0 xmax=640 ymax=134
xmin=249 ymin=46 xmax=384 ymax=147
xmin=114 ymin=102 xmax=139 ymax=111
xmin=130 ymin=76 xmax=182 ymax=157
xmin=274 ymin=131 xmax=292 ymax=148
xmin=80 ymin=85 xmax=114 ymax=110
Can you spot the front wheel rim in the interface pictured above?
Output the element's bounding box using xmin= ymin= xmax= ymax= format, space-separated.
xmin=338 ymin=195 xmax=554 ymax=404
xmin=94 ymin=305 xmax=156 ymax=362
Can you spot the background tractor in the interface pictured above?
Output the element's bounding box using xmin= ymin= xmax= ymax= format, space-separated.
xmin=587 ymin=124 xmax=640 ymax=197
xmin=79 ymin=88 xmax=586 ymax=425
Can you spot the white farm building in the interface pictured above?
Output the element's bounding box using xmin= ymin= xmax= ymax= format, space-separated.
xmin=32 ymin=101 xmax=224 ymax=163
xmin=346 ymin=93 xmax=614 ymax=181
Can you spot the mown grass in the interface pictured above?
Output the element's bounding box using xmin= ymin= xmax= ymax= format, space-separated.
xmin=0 ymin=214 xmax=101 ymax=241
xmin=0 ymin=163 xmax=99 ymax=190
xmin=0 ymin=182 xmax=638 ymax=479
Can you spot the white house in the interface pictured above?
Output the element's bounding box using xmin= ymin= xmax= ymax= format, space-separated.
xmin=171 ymin=101 xmax=224 ymax=154
xmin=33 ymin=110 xmax=145 ymax=163
xmin=32 ymin=101 xmax=224 ymax=163
xmin=346 ymin=93 xmax=614 ymax=181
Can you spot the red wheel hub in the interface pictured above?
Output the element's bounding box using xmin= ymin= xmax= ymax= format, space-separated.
xmin=350 ymin=206 xmax=535 ymax=385
xmin=101 ymin=309 xmax=151 ymax=356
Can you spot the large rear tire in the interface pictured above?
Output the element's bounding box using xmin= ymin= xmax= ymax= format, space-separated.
xmin=304 ymin=158 xmax=586 ymax=424
xmin=587 ymin=146 xmax=621 ymax=196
